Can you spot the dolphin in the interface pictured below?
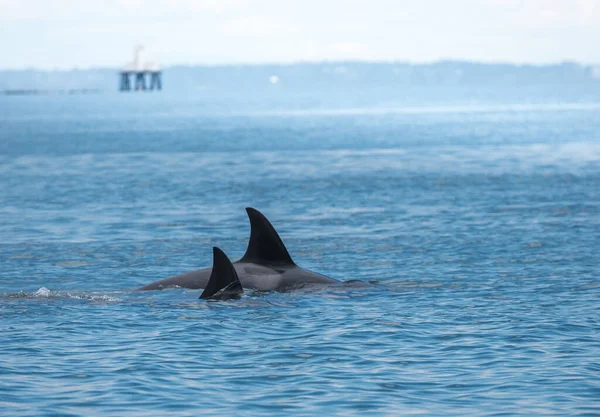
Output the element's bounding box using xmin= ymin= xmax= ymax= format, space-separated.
xmin=200 ymin=247 xmax=243 ymax=300
xmin=137 ymin=207 xmax=338 ymax=291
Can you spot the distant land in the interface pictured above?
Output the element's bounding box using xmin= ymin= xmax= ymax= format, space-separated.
xmin=1 ymin=61 xmax=599 ymax=96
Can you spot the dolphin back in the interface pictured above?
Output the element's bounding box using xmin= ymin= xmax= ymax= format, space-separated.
xmin=136 ymin=207 xmax=337 ymax=292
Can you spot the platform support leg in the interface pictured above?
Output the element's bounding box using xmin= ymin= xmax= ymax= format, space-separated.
xmin=119 ymin=73 xmax=131 ymax=91
xmin=135 ymin=72 xmax=147 ymax=91
xmin=150 ymin=72 xmax=162 ymax=90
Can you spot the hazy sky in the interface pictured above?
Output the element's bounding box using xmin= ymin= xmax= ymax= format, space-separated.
xmin=1 ymin=0 xmax=599 ymax=69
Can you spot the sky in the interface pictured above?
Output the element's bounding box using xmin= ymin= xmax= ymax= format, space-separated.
xmin=0 ymin=0 xmax=599 ymax=70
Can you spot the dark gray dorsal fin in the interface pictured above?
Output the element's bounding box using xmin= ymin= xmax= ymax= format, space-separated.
xmin=200 ymin=247 xmax=243 ymax=300
xmin=239 ymin=207 xmax=295 ymax=265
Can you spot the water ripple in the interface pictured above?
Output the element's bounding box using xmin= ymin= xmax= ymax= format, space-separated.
xmin=1 ymin=95 xmax=599 ymax=416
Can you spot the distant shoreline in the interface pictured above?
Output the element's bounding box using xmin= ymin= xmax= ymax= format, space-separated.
xmin=2 ymin=89 xmax=104 ymax=96
xmin=1 ymin=59 xmax=599 ymax=72
xmin=1 ymin=61 xmax=598 ymax=93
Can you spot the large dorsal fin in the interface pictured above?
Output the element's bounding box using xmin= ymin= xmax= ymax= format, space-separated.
xmin=200 ymin=247 xmax=243 ymax=300
xmin=239 ymin=207 xmax=295 ymax=265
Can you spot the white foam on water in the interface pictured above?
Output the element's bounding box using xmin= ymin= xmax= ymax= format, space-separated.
xmin=5 ymin=287 xmax=122 ymax=302
xmin=33 ymin=287 xmax=52 ymax=297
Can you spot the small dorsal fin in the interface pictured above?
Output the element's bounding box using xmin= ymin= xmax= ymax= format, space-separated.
xmin=239 ymin=207 xmax=295 ymax=265
xmin=200 ymin=247 xmax=243 ymax=300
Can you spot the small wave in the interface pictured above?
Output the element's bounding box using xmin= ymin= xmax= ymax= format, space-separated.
xmin=34 ymin=287 xmax=52 ymax=297
xmin=246 ymin=102 xmax=600 ymax=118
xmin=55 ymin=261 xmax=93 ymax=267
xmin=4 ymin=287 xmax=122 ymax=302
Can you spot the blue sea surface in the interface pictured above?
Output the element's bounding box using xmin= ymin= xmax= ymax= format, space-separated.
xmin=1 ymin=90 xmax=599 ymax=416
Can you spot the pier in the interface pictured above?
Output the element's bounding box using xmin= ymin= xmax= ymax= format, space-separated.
xmin=119 ymin=45 xmax=162 ymax=92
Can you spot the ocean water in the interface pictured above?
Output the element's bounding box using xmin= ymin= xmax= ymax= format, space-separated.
xmin=1 ymin=90 xmax=599 ymax=416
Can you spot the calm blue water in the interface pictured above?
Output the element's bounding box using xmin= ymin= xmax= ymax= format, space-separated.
xmin=1 ymin=91 xmax=599 ymax=416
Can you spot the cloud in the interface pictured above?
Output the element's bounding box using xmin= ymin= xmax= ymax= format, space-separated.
xmin=485 ymin=0 xmax=600 ymax=29
xmin=326 ymin=42 xmax=364 ymax=56
xmin=167 ymin=0 xmax=248 ymax=14
xmin=220 ymin=15 xmax=296 ymax=36
xmin=0 ymin=0 xmax=248 ymax=21
xmin=117 ymin=0 xmax=143 ymax=10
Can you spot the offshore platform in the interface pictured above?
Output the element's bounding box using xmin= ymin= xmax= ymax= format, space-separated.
xmin=119 ymin=45 xmax=162 ymax=92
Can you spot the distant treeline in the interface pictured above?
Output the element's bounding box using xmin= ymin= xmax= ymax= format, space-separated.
xmin=1 ymin=61 xmax=598 ymax=93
